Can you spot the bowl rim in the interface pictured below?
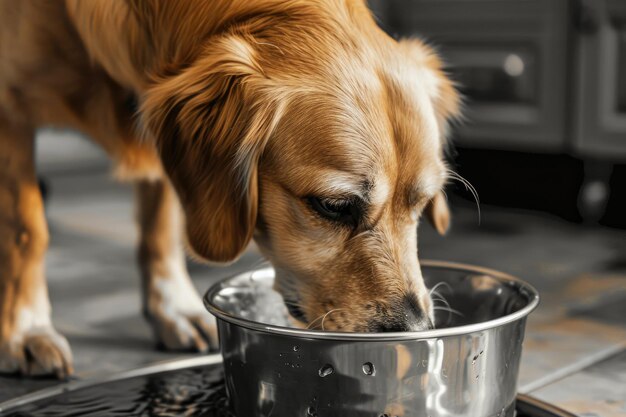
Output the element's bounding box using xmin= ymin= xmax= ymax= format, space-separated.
xmin=203 ymin=260 xmax=540 ymax=341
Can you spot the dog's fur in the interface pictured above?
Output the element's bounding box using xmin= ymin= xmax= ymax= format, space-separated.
xmin=0 ymin=0 xmax=459 ymax=378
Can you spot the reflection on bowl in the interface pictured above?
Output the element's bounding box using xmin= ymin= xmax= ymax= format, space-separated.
xmin=204 ymin=260 xmax=539 ymax=417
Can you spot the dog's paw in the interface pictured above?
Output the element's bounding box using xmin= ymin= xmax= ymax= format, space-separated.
xmin=0 ymin=326 xmax=73 ymax=379
xmin=144 ymin=272 xmax=219 ymax=352
xmin=147 ymin=308 xmax=218 ymax=353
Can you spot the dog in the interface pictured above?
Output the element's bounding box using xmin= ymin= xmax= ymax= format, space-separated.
xmin=0 ymin=0 xmax=459 ymax=378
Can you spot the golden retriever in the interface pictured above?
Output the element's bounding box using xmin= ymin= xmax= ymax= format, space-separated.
xmin=0 ymin=0 xmax=459 ymax=378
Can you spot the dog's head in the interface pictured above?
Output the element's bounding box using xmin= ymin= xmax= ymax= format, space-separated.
xmin=142 ymin=5 xmax=460 ymax=332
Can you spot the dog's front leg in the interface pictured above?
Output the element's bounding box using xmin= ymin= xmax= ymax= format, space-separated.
xmin=135 ymin=179 xmax=217 ymax=352
xmin=0 ymin=124 xmax=73 ymax=378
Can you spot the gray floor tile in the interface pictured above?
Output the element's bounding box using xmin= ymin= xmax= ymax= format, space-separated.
xmin=531 ymin=349 xmax=626 ymax=417
xmin=519 ymin=317 xmax=626 ymax=393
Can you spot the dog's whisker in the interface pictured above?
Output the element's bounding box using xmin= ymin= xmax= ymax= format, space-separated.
xmin=434 ymin=306 xmax=455 ymax=324
xmin=306 ymin=309 xmax=346 ymax=330
xmin=431 ymin=293 xmax=453 ymax=312
xmin=431 ymin=295 xmax=451 ymax=307
xmin=431 ymin=289 xmax=462 ymax=325
xmin=429 ymin=290 xmax=446 ymax=301
xmin=321 ymin=309 xmax=345 ymax=331
xmin=306 ymin=313 xmax=327 ymax=329
xmin=433 ymin=306 xmax=464 ymax=316
xmin=432 ymin=299 xmax=453 ymax=313
xmin=429 ymin=281 xmax=452 ymax=296
xmin=446 ymin=169 xmax=481 ymax=225
xmin=447 ymin=170 xmax=480 ymax=206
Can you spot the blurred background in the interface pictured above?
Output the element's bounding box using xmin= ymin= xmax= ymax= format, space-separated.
xmin=369 ymin=0 xmax=626 ymax=228
xmin=1 ymin=1 xmax=624 ymax=416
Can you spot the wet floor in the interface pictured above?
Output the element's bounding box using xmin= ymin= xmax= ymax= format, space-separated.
xmin=1 ymin=360 xmax=572 ymax=417
xmin=3 ymin=364 xmax=233 ymax=417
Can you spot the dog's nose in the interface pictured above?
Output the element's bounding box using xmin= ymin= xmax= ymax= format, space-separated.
xmin=371 ymin=295 xmax=434 ymax=332
xmin=373 ymin=318 xmax=433 ymax=332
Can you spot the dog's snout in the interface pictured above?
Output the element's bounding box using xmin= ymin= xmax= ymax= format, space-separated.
xmin=372 ymin=318 xmax=433 ymax=333
xmin=370 ymin=294 xmax=433 ymax=332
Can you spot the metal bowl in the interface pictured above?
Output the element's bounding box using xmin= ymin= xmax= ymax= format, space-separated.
xmin=204 ymin=260 xmax=539 ymax=417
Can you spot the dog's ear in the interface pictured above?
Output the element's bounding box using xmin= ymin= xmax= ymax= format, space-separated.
xmin=141 ymin=36 xmax=283 ymax=263
xmin=426 ymin=192 xmax=450 ymax=235
xmin=398 ymin=39 xmax=462 ymax=140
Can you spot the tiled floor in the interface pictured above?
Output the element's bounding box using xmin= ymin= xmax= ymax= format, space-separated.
xmin=0 ymin=132 xmax=625 ymax=416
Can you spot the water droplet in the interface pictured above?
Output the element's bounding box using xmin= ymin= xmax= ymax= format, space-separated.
xmin=318 ymin=364 xmax=334 ymax=377
xmin=421 ymin=359 xmax=428 ymax=367
xmin=362 ymin=362 xmax=376 ymax=376
xmin=472 ymin=360 xmax=476 ymax=365
xmin=293 ymin=345 xmax=300 ymax=352
xmin=306 ymin=406 xmax=318 ymax=417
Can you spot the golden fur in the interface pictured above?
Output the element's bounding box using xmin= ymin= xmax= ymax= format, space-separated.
xmin=0 ymin=0 xmax=459 ymax=377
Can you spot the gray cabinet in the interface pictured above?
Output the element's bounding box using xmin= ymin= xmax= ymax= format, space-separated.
xmin=576 ymin=0 xmax=626 ymax=158
xmin=375 ymin=0 xmax=626 ymax=160
xmin=378 ymin=0 xmax=570 ymax=151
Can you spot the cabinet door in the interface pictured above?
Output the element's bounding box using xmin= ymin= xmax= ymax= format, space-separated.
xmin=381 ymin=0 xmax=570 ymax=151
xmin=576 ymin=0 xmax=626 ymax=158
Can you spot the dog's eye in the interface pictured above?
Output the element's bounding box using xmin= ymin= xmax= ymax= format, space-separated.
xmin=308 ymin=196 xmax=359 ymax=226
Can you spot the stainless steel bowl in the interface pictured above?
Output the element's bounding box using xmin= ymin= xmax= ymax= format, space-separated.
xmin=204 ymin=260 xmax=539 ymax=417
